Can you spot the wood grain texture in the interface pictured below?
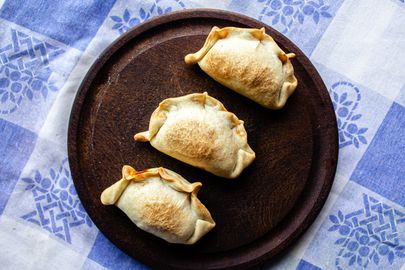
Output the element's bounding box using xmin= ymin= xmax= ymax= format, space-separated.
xmin=68 ymin=9 xmax=338 ymax=270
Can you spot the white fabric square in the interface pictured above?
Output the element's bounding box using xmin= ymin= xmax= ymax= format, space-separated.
xmin=311 ymin=0 xmax=405 ymax=100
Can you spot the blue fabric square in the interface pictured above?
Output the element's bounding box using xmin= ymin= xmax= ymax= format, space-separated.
xmin=0 ymin=0 xmax=116 ymax=51
xmin=104 ymin=1 xmax=186 ymax=36
xmin=0 ymin=22 xmax=81 ymax=132
xmin=296 ymin=259 xmax=323 ymax=270
xmin=0 ymin=119 xmax=36 ymax=214
xmin=351 ymin=102 xmax=405 ymax=207
xmin=303 ymin=181 xmax=405 ymax=269
xmin=88 ymin=232 xmax=149 ymax=270
xmin=229 ymin=0 xmax=250 ymax=11
xmin=312 ymin=62 xmax=393 ymax=179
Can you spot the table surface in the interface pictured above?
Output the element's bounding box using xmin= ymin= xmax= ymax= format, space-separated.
xmin=0 ymin=1 xmax=404 ymax=270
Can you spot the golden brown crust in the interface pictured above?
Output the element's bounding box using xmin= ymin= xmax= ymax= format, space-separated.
xmin=100 ymin=166 xmax=215 ymax=244
xmin=184 ymin=26 xmax=223 ymax=64
xmin=141 ymin=201 xmax=185 ymax=236
xmin=185 ymin=27 xmax=276 ymax=64
xmin=278 ymin=52 xmax=296 ymax=63
xmin=184 ymin=26 xmax=298 ymax=110
xmin=164 ymin=119 xmax=218 ymax=160
xmin=101 ymin=166 xmax=203 ymax=205
xmin=202 ymin=48 xmax=281 ymax=107
xmin=134 ymin=92 xmax=231 ymax=144
xmin=133 ymin=92 xmax=255 ymax=178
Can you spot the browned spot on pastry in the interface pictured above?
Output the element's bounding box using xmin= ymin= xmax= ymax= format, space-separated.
xmin=141 ymin=201 xmax=185 ymax=235
xmin=240 ymin=64 xmax=272 ymax=88
xmin=204 ymin=50 xmax=280 ymax=92
xmin=204 ymin=50 xmax=233 ymax=80
xmin=235 ymin=125 xmax=245 ymax=137
xmin=165 ymin=119 xmax=217 ymax=159
xmin=250 ymin=28 xmax=265 ymax=40
xmin=278 ymin=52 xmax=288 ymax=63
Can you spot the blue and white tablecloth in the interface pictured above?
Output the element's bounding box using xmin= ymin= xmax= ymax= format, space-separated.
xmin=0 ymin=0 xmax=404 ymax=269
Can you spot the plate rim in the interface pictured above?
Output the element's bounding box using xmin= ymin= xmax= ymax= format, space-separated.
xmin=68 ymin=8 xmax=338 ymax=270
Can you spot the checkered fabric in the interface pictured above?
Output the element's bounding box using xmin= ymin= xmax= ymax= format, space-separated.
xmin=0 ymin=0 xmax=404 ymax=269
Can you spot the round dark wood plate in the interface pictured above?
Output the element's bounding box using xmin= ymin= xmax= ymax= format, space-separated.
xmin=68 ymin=9 xmax=338 ymax=270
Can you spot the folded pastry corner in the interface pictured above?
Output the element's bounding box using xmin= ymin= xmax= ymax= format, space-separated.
xmin=185 ymin=26 xmax=298 ymax=110
xmin=134 ymin=92 xmax=255 ymax=178
xmin=101 ymin=165 xmax=215 ymax=244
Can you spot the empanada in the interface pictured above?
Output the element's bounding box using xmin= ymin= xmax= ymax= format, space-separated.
xmin=134 ymin=92 xmax=255 ymax=178
xmin=101 ymin=165 xmax=215 ymax=244
xmin=185 ymin=27 xmax=298 ymax=109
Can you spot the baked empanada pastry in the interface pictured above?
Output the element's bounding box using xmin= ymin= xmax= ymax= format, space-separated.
xmin=101 ymin=165 xmax=215 ymax=244
xmin=134 ymin=92 xmax=255 ymax=179
xmin=185 ymin=26 xmax=298 ymax=109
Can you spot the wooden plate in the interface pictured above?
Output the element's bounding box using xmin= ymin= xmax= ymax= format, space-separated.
xmin=68 ymin=9 xmax=338 ymax=270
